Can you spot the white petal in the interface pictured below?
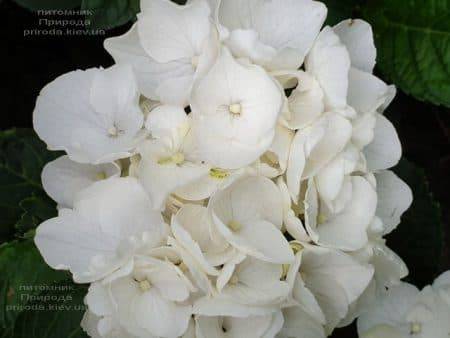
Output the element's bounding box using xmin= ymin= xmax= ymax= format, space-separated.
xmin=357 ymin=283 xmax=419 ymax=335
xmin=302 ymin=245 xmax=374 ymax=331
xmin=213 ymin=217 xmax=294 ymax=264
xmin=292 ymin=273 xmax=326 ymax=325
xmin=219 ymin=0 xmax=326 ymax=70
xmin=277 ymin=177 xmax=310 ymax=242
xmin=433 ymin=271 xmax=450 ymax=306
xmin=308 ymin=176 xmax=376 ymax=251
xmin=359 ymin=325 xmax=405 ymax=338
xmin=134 ymin=288 xmax=192 ymax=338
xmin=145 ymin=104 xmax=188 ymax=140
xmin=224 ymin=314 xmax=279 ymax=338
xmin=138 ymin=140 xmax=210 ymax=210
xmin=225 ymin=28 xmax=277 ymax=64
xmin=348 ymin=68 xmax=391 ymax=114
xmin=352 ymin=113 xmax=377 ymax=149
xmin=286 ymin=120 xmax=326 ymax=201
xmin=333 ymin=19 xmax=376 ymax=73
xmin=302 ymin=112 xmax=353 ymax=179
xmin=35 ymin=177 xmax=165 ymax=283
xmin=172 ymin=205 xmax=220 ymax=275
xmin=364 ymin=114 xmax=402 ymax=171
xmin=210 ymin=176 xmax=283 ymax=229
xmin=375 ymin=170 xmax=412 ymax=234
xmin=147 ymin=263 xmax=191 ymax=302
xmin=314 ymin=156 xmax=346 ymax=204
xmin=167 ymin=237 xmax=214 ymax=295
xmin=42 ymin=155 xmax=120 ymax=208
xmin=190 ymin=48 xmax=282 ymax=169
xmin=33 ymin=65 xmax=143 ymax=164
xmin=175 ymin=167 xmax=245 ymax=201
xmin=138 ymin=0 xmax=211 ymax=63
xmin=104 ymin=24 xmax=194 ymax=105
xmin=85 ymin=283 xmax=113 ymax=317
xmin=279 ymin=307 xmax=326 ymax=338
xmin=286 ymin=71 xmax=325 ymax=129
xmin=221 ymin=257 xmax=288 ymax=305
xmin=305 ymin=27 xmax=351 ymax=110
xmin=260 ymin=124 xmax=294 ymax=177
xmin=372 ymin=242 xmax=409 ymax=287
xmin=193 ymin=296 xmax=279 ymax=318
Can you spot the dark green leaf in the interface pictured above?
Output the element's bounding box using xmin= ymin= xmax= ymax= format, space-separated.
xmin=363 ymin=0 xmax=450 ymax=107
xmin=15 ymin=196 xmax=57 ymax=235
xmin=8 ymin=281 xmax=88 ymax=338
xmin=388 ymin=158 xmax=443 ymax=288
xmin=13 ymin=0 xmax=81 ymax=11
xmin=0 ymin=129 xmax=60 ymax=243
xmin=0 ymin=240 xmax=68 ymax=329
xmin=82 ymin=0 xmax=139 ymax=29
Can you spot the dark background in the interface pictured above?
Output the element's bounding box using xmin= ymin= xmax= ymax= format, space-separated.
xmin=1 ymin=0 xmax=449 ymax=336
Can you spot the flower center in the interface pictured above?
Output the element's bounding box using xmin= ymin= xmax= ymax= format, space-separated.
xmin=209 ymin=168 xmax=230 ymax=179
xmin=318 ymin=213 xmax=328 ymax=224
xmin=410 ymin=322 xmax=422 ymax=335
xmin=95 ymin=171 xmax=107 ymax=180
xmin=229 ymin=275 xmax=239 ymax=285
xmin=191 ymin=55 xmax=199 ymax=68
xmin=228 ymin=103 xmax=242 ymax=115
xmin=227 ymin=220 xmax=243 ymax=232
xmin=290 ymin=242 xmax=304 ymax=255
xmin=139 ymin=280 xmax=152 ymax=292
xmin=157 ymin=152 xmax=185 ymax=165
xmin=107 ymin=124 xmax=123 ymax=138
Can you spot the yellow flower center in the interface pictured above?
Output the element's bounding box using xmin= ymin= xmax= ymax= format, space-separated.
xmin=96 ymin=171 xmax=107 ymax=180
xmin=229 ymin=275 xmax=239 ymax=285
xmin=191 ymin=55 xmax=199 ymax=68
xmin=139 ymin=280 xmax=152 ymax=292
xmin=229 ymin=103 xmax=242 ymax=115
xmin=410 ymin=322 xmax=422 ymax=335
xmin=227 ymin=220 xmax=243 ymax=232
xmin=209 ymin=168 xmax=230 ymax=179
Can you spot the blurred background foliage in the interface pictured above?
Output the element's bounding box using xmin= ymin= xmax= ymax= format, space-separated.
xmin=0 ymin=0 xmax=449 ymax=337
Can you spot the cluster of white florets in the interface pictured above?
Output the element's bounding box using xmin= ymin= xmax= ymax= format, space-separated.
xmin=32 ymin=1 xmax=419 ymax=337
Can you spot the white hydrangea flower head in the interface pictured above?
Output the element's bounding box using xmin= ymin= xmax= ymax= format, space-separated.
xmin=30 ymin=0 xmax=422 ymax=337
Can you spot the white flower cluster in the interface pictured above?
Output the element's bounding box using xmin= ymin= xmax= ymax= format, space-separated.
xmin=32 ymin=0 xmax=418 ymax=337
xmin=358 ymin=271 xmax=450 ymax=338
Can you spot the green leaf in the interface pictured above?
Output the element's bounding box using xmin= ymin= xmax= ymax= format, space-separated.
xmin=0 ymin=240 xmax=68 ymax=329
xmin=82 ymin=0 xmax=139 ymax=29
xmin=8 ymin=281 xmax=88 ymax=338
xmin=363 ymin=0 xmax=450 ymax=107
xmin=15 ymin=196 xmax=57 ymax=235
xmin=388 ymin=158 xmax=443 ymax=288
xmin=13 ymin=0 xmax=81 ymax=11
xmin=0 ymin=129 xmax=60 ymax=243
